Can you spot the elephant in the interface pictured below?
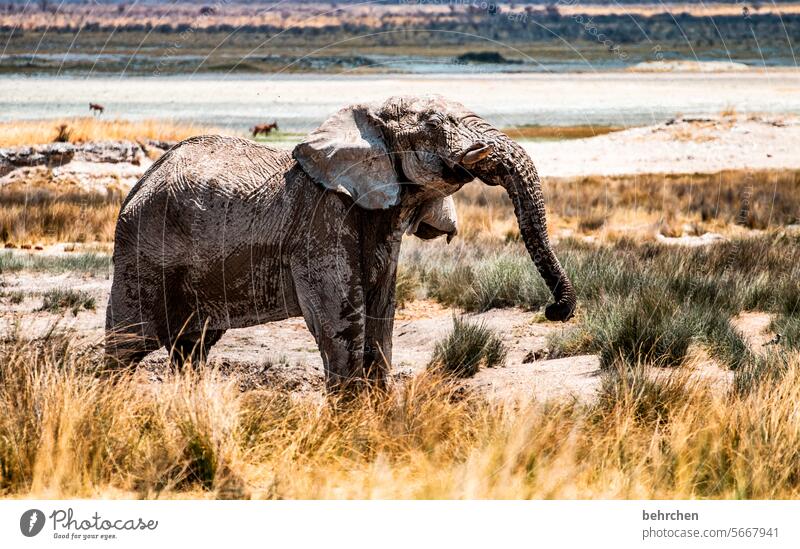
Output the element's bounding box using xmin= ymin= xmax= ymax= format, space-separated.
xmin=105 ymin=94 xmax=576 ymax=391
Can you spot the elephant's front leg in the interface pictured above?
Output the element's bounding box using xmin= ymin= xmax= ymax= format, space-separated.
xmin=292 ymin=254 xmax=367 ymax=392
xmin=362 ymin=234 xmax=402 ymax=390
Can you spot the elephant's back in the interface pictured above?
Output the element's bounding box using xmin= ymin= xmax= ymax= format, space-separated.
xmin=114 ymin=135 xmax=297 ymax=261
xmin=120 ymin=135 xmax=293 ymax=215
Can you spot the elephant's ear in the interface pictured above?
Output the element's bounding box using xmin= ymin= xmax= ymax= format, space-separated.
xmin=407 ymin=196 xmax=458 ymax=243
xmin=293 ymin=104 xmax=401 ymax=210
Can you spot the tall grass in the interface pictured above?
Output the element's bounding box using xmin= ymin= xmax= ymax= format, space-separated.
xmin=2 ymin=331 xmax=800 ymax=499
xmin=455 ymin=169 xmax=800 ymax=239
xmin=0 ymin=118 xmax=227 ymax=147
xmin=406 ymin=230 xmax=797 ymax=370
xmin=0 ymin=184 xmax=124 ymax=245
xmin=416 ymin=231 xmax=799 ymax=317
xmin=4 ymin=168 xmax=795 ymax=246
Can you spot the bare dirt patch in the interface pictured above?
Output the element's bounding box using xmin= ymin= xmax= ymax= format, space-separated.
xmin=732 ymin=311 xmax=776 ymax=352
xmin=529 ymin=114 xmax=800 ymax=178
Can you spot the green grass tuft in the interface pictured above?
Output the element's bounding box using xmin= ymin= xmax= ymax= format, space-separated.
xmin=428 ymin=316 xmax=507 ymax=378
xmin=596 ymin=363 xmax=696 ymax=426
xmin=0 ymin=252 xmax=111 ymax=276
xmin=38 ymin=288 xmax=96 ymax=316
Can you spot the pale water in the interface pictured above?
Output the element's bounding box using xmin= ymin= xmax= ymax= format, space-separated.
xmin=2 ymin=71 xmax=800 ymax=132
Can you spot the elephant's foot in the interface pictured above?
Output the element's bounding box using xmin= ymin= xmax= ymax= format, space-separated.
xmin=167 ymin=329 xmax=225 ymax=370
xmin=104 ymin=330 xmax=159 ymax=370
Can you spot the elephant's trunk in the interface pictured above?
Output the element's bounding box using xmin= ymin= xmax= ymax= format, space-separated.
xmin=466 ymin=128 xmax=576 ymax=321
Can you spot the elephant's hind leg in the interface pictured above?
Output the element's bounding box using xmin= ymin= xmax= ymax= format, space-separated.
xmin=168 ymin=329 xmax=226 ymax=370
xmin=105 ymin=280 xmax=160 ymax=369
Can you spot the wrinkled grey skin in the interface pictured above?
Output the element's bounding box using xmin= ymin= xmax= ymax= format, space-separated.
xmin=106 ymin=95 xmax=576 ymax=391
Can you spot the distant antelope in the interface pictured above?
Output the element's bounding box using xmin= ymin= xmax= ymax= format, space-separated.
xmin=251 ymin=121 xmax=278 ymax=138
xmin=89 ymin=103 xmax=105 ymax=115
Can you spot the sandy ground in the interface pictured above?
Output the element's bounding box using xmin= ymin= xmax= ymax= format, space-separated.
xmin=530 ymin=114 xmax=800 ymax=178
xmin=732 ymin=311 xmax=776 ymax=352
xmin=0 ymin=270 xmax=755 ymax=402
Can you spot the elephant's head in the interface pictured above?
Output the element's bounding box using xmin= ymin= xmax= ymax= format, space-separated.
xmin=293 ymin=95 xmax=576 ymax=322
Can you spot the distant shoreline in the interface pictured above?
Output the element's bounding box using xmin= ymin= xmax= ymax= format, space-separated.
xmin=1 ymin=55 xmax=797 ymax=77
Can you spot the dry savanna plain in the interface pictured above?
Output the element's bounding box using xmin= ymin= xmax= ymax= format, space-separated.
xmin=1 ymin=110 xmax=799 ymax=500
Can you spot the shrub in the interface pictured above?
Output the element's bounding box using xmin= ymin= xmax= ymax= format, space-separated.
xmin=694 ymin=311 xmax=752 ymax=370
xmin=426 ymin=264 xmax=476 ymax=309
xmin=428 ymin=316 xmax=507 ymax=377
xmin=599 ymin=296 xmax=693 ymax=369
xmin=2 ymin=291 xmax=25 ymax=304
xmin=54 ymin=124 xmax=72 ymax=143
xmin=577 ymin=213 xmax=606 ymax=233
xmin=549 ymin=290 xmax=693 ymax=369
xmin=426 ymin=256 xmax=550 ymax=312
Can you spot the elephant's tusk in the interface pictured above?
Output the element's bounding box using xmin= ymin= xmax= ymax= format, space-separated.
xmin=460 ymin=142 xmax=494 ymax=166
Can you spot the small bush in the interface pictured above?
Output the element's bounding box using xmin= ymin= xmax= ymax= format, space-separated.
xmin=695 ymin=311 xmax=752 ymax=370
xmin=1 ymin=290 xmax=26 ymax=304
xmin=772 ymin=315 xmax=800 ymax=351
xmin=38 ymin=288 xmax=96 ymax=315
xmin=577 ymin=213 xmax=606 ymax=233
xmin=599 ymin=300 xmax=692 ymax=369
xmin=428 ymin=316 xmax=507 ymax=378
xmin=426 ymin=264 xmax=476 ymax=309
xmin=548 ymin=290 xmax=693 ymax=369
xmin=54 ymin=124 xmax=72 ymax=143
xmin=427 ymin=256 xmax=550 ymax=313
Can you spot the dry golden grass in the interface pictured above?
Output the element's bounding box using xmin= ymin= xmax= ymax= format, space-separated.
xmin=455 ymin=169 xmax=800 ymax=242
xmin=2 ymin=330 xmax=799 ymax=499
xmin=0 ymin=184 xmax=124 ymax=246
xmin=4 ymin=168 xmax=796 ymax=247
xmin=502 ymin=125 xmax=623 ymax=140
xmin=0 ymin=118 xmax=227 ymax=147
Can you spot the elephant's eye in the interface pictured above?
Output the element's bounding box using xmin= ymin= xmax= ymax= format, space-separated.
xmin=424 ymin=114 xmax=445 ymax=129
